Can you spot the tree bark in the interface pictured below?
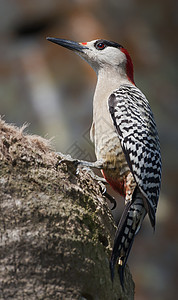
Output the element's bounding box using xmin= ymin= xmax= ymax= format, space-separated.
xmin=0 ymin=118 xmax=134 ymax=300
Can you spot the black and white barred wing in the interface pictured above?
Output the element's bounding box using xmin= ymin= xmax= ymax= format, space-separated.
xmin=108 ymin=84 xmax=162 ymax=228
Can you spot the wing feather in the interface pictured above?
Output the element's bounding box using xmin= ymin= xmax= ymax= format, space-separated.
xmin=108 ymin=84 xmax=162 ymax=227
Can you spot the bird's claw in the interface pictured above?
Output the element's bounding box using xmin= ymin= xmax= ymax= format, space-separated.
xmin=98 ymin=181 xmax=116 ymax=210
xmin=56 ymin=152 xmax=80 ymax=171
xmin=76 ymin=164 xmax=89 ymax=175
xmin=102 ymin=190 xmax=116 ymax=210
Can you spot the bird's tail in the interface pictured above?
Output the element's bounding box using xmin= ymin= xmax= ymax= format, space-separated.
xmin=110 ymin=188 xmax=146 ymax=288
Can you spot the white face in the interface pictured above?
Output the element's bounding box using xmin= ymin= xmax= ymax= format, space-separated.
xmin=78 ymin=39 xmax=127 ymax=72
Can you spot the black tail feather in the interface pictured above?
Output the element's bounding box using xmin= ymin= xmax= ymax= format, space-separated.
xmin=118 ymin=235 xmax=135 ymax=288
xmin=110 ymin=201 xmax=133 ymax=284
xmin=110 ymin=189 xmax=146 ymax=287
xmin=118 ymin=264 xmax=124 ymax=289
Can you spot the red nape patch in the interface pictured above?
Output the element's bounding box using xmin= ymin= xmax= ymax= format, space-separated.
xmin=81 ymin=42 xmax=87 ymax=45
xmin=101 ymin=170 xmax=125 ymax=196
xmin=120 ymin=48 xmax=135 ymax=85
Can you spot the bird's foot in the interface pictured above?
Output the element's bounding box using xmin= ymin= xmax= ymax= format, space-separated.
xmin=56 ymin=152 xmax=116 ymax=208
xmin=56 ymin=152 xmax=103 ymax=173
xmin=56 ymin=152 xmax=79 ymax=171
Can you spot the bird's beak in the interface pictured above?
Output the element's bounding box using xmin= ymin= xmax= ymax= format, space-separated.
xmin=46 ymin=37 xmax=88 ymax=53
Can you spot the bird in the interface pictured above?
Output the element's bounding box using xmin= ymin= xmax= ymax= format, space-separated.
xmin=47 ymin=37 xmax=162 ymax=287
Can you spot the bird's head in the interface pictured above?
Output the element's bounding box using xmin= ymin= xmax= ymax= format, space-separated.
xmin=46 ymin=37 xmax=134 ymax=84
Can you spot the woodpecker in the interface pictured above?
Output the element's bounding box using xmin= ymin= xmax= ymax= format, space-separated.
xmin=47 ymin=37 xmax=162 ymax=287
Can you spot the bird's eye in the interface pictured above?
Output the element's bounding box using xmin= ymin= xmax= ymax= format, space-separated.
xmin=95 ymin=42 xmax=106 ymax=50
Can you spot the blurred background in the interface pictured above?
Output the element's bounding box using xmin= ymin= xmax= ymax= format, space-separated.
xmin=0 ymin=0 xmax=177 ymax=299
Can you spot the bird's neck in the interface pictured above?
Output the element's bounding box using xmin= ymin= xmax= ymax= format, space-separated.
xmin=94 ymin=67 xmax=131 ymax=105
xmin=92 ymin=67 xmax=131 ymax=159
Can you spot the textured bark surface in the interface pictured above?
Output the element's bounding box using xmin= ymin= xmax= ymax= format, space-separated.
xmin=0 ymin=119 xmax=134 ymax=300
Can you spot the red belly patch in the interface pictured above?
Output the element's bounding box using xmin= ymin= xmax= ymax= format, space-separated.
xmin=101 ymin=170 xmax=125 ymax=196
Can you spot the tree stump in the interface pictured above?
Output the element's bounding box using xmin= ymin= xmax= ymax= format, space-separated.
xmin=0 ymin=118 xmax=134 ymax=299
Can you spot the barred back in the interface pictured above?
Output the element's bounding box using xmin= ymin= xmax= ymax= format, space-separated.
xmin=108 ymin=84 xmax=162 ymax=227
